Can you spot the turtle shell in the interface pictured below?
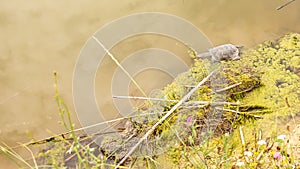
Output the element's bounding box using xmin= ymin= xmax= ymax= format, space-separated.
xmin=209 ymin=44 xmax=240 ymax=62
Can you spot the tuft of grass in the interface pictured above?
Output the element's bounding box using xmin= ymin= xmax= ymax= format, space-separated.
xmin=0 ymin=142 xmax=37 ymax=169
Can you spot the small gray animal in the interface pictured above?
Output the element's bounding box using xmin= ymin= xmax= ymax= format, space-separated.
xmin=196 ymin=44 xmax=241 ymax=62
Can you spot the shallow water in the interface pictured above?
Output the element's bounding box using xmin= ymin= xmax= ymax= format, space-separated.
xmin=0 ymin=0 xmax=299 ymax=167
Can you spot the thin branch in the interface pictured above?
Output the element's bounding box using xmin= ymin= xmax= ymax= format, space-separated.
xmin=113 ymin=95 xmax=178 ymax=102
xmin=183 ymin=85 xmax=197 ymax=88
xmin=276 ymin=0 xmax=296 ymax=10
xmin=213 ymin=82 xmax=242 ymax=93
xmin=186 ymin=82 xmax=242 ymax=94
xmin=92 ymin=36 xmax=147 ymax=98
xmin=113 ymin=95 xmax=241 ymax=106
xmin=181 ymin=104 xmax=206 ymax=109
xmin=116 ymin=69 xmax=216 ymax=168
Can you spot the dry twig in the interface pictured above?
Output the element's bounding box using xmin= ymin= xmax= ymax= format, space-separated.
xmin=113 ymin=95 xmax=240 ymax=106
xmin=276 ymin=0 xmax=296 ymax=10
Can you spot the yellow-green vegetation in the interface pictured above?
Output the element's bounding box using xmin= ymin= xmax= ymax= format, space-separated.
xmin=241 ymin=33 xmax=300 ymax=117
xmin=165 ymin=33 xmax=300 ymax=168
xmin=227 ymin=33 xmax=300 ymax=136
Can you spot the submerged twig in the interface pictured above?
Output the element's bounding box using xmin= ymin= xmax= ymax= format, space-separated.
xmin=116 ymin=69 xmax=216 ymax=168
xmin=276 ymin=0 xmax=296 ymax=10
xmin=0 ymin=85 xmax=31 ymax=105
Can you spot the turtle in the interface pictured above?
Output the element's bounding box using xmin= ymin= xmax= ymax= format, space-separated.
xmin=196 ymin=44 xmax=242 ymax=62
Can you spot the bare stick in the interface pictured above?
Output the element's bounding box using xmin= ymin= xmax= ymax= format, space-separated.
xmin=214 ymin=82 xmax=242 ymax=93
xmin=113 ymin=95 xmax=240 ymax=106
xmin=92 ymin=36 xmax=147 ymax=98
xmin=113 ymin=95 xmax=178 ymax=102
xmin=181 ymin=104 xmax=206 ymax=109
xmin=116 ymin=69 xmax=216 ymax=167
xmin=187 ymin=82 xmax=242 ymax=94
xmin=276 ymin=0 xmax=296 ymax=10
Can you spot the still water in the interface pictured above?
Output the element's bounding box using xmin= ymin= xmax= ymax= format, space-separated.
xmin=0 ymin=0 xmax=299 ymax=167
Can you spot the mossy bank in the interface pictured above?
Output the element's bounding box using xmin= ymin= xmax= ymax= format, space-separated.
xmin=35 ymin=33 xmax=300 ymax=168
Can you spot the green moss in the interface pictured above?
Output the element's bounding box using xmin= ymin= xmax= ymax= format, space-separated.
xmin=237 ymin=33 xmax=300 ymax=134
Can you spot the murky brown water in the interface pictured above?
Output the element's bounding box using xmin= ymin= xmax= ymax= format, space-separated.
xmin=0 ymin=0 xmax=299 ymax=167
